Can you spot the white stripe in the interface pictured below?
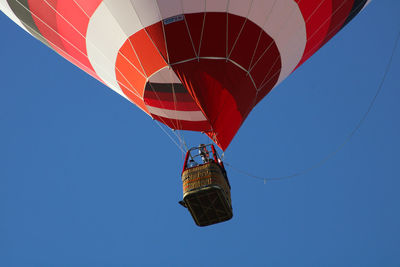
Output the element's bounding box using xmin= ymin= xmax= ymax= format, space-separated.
xmin=148 ymin=66 xmax=181 ymax=83
xmin=228 ymin=0 xmax=252 ymax=17
xmin=0 ymin=0 xmax=30 ymax=32
xmin=146 ymin=106 xmax=207 ymax=122
xmin=86 ymin=1 xmax=143 ymax=96
xmin=362 ymin=0 xmax=372 ymax=12
xmin=181 ymin=0 xmax=204 ymax=14
xmin=205 ymin=0 xmax=228 ymax=12
xmin=248 ymin=0 xmax=306 ymax=84
xmin=155 ymin=0 xmax=181 ymax=19
xmin=131 ymin=0 xmax=160 ymax=28
xmin=103 ymin=1 xmax=143 ymax=36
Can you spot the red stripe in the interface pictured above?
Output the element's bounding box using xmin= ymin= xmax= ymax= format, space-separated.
xmin=163 ymin=19 xmax=196 ymax=63
xmin=116 ymin=43 xmax=147 ymax=97
xmin=129 ymin=28 xmax=168 ymax=76
xmin=228 ymin=14 xmax=267 ymax=70
xmin=144 ymin=98 xmax=201 ymax=111
xmin=295 ymin=0 xmax=333 ymax=67
xmin=27 ymin=0 xmax=102 ymax=81
xmin=321 ymin=0 xmax=355 ymax=46
xmin=145 ymin=21 xmax=168 ymax=62
xmin=199 ymin=13 xmax=226 ymax=57
xmin=151 ymin=115 xmax=212 ymax=132
xmin=184 ymin=13 xmax=204 ymax=56
xmin=72 ymin=0 xmax=101 ymax=15
xmin=173 ymin=59 xmax=250 ymax=150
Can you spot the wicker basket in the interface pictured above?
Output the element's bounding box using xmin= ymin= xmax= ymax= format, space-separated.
xmin=181 ymin=162 xmax=232 ymax=226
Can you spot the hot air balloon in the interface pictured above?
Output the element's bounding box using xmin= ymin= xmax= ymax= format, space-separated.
xmin=0 ymin=0 xmax=372 ymax=226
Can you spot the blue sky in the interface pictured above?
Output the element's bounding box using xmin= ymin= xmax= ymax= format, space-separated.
xmin=1 ymin=1 xmax=399 ymax=266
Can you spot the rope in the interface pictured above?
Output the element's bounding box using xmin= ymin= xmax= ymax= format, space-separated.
xmin=225 ymin=28 xmax=400 ymax=183
xmin=154 ymin=120 xmax=186 ymax=154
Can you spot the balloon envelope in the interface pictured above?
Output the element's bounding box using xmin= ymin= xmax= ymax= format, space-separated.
xmin=0 ymin=0 xmax=371 ymax=150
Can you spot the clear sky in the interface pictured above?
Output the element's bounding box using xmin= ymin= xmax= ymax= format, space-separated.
xmin=1 ymin=1 xmax=399 ymax=266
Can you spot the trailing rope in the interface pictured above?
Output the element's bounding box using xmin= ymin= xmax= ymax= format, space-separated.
xmin=225 ymin=28 xmax=400 ymax=183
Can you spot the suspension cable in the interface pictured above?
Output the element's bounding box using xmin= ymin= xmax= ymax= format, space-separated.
xmin=154 ymin=120 xmax=186 ymax=154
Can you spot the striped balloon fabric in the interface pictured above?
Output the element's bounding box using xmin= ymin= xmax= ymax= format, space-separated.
xmin=0 ymin=0 xmax=371 ymax=150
